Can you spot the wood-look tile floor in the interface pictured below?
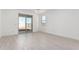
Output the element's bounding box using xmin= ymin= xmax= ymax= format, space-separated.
xmin=0 ymin=32 xmax=79 ymax=50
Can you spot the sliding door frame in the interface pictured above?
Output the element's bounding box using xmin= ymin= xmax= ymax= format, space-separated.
xmin=18 ymin=13 xmax=33 ymax=33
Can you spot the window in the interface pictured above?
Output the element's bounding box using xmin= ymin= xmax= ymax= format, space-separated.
xmin=41 ymin=16 xmax=47 ymax=24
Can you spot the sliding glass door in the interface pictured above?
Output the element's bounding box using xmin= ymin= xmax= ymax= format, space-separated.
xmin=25 ymin=17 xmax=32 ymax=31
xmin=19 ymin=16 xmax=26 ymax=31
xmin=19 ymin=15 xmax=33 ymax=33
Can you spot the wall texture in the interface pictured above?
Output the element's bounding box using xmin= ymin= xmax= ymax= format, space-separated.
xmin=1 ymin=9 xmax=18 ymax=36
xmin=1 ymin=9 xmax=39 ymax=36
xmin=0 ymin=10 xmax=1 ymax=37
xmin=39 ymin=9 xmax=79 ymax=40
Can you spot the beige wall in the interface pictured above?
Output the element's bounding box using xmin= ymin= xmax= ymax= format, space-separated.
xmin=1 ymin=9 xmax=18 ymax=36
xmin=39 ymin=9 xmax=79 ymax=40
xmin=1 ymin=9 xmax=39 ymax=36
xmin=0 ymin=10 xmax=1 ymax=37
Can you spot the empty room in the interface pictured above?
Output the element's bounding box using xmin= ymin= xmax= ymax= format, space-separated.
xmin=0 ymin=9 xmax=79 ymax=50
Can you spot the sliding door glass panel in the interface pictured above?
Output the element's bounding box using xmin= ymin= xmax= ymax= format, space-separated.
xmin=19 ymin=17 xmax=26 ymax=30
xmin=26 ymin=17 xmax=32 ymax=30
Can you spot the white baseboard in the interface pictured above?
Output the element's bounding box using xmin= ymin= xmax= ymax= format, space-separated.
xmin=39 ymin=31 xmax=79 ymax=41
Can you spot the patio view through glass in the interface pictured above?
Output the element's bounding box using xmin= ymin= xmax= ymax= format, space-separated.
xmin=19 ymin=16 xmax=32 ymax=32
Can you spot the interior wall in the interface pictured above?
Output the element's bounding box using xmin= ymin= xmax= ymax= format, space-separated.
xmin=1 ymin=9 xmax=18 ymax=36
xmin=1 ymin=9 xmax=39 ymax=36
xmin=0 ymin=10 xmax=1 ymax=37
xmin=39 ymin=9 xmax=79 ymax=40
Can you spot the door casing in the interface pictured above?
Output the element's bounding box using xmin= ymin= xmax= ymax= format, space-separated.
xmin=18 ymin=13 xmax=33 ymax=33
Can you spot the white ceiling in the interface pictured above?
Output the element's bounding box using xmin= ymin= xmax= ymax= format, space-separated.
xmin=34 ymin=9 xmax=48 ymax=14
xmin=17 ymin=9 xmax=48 ymax=14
